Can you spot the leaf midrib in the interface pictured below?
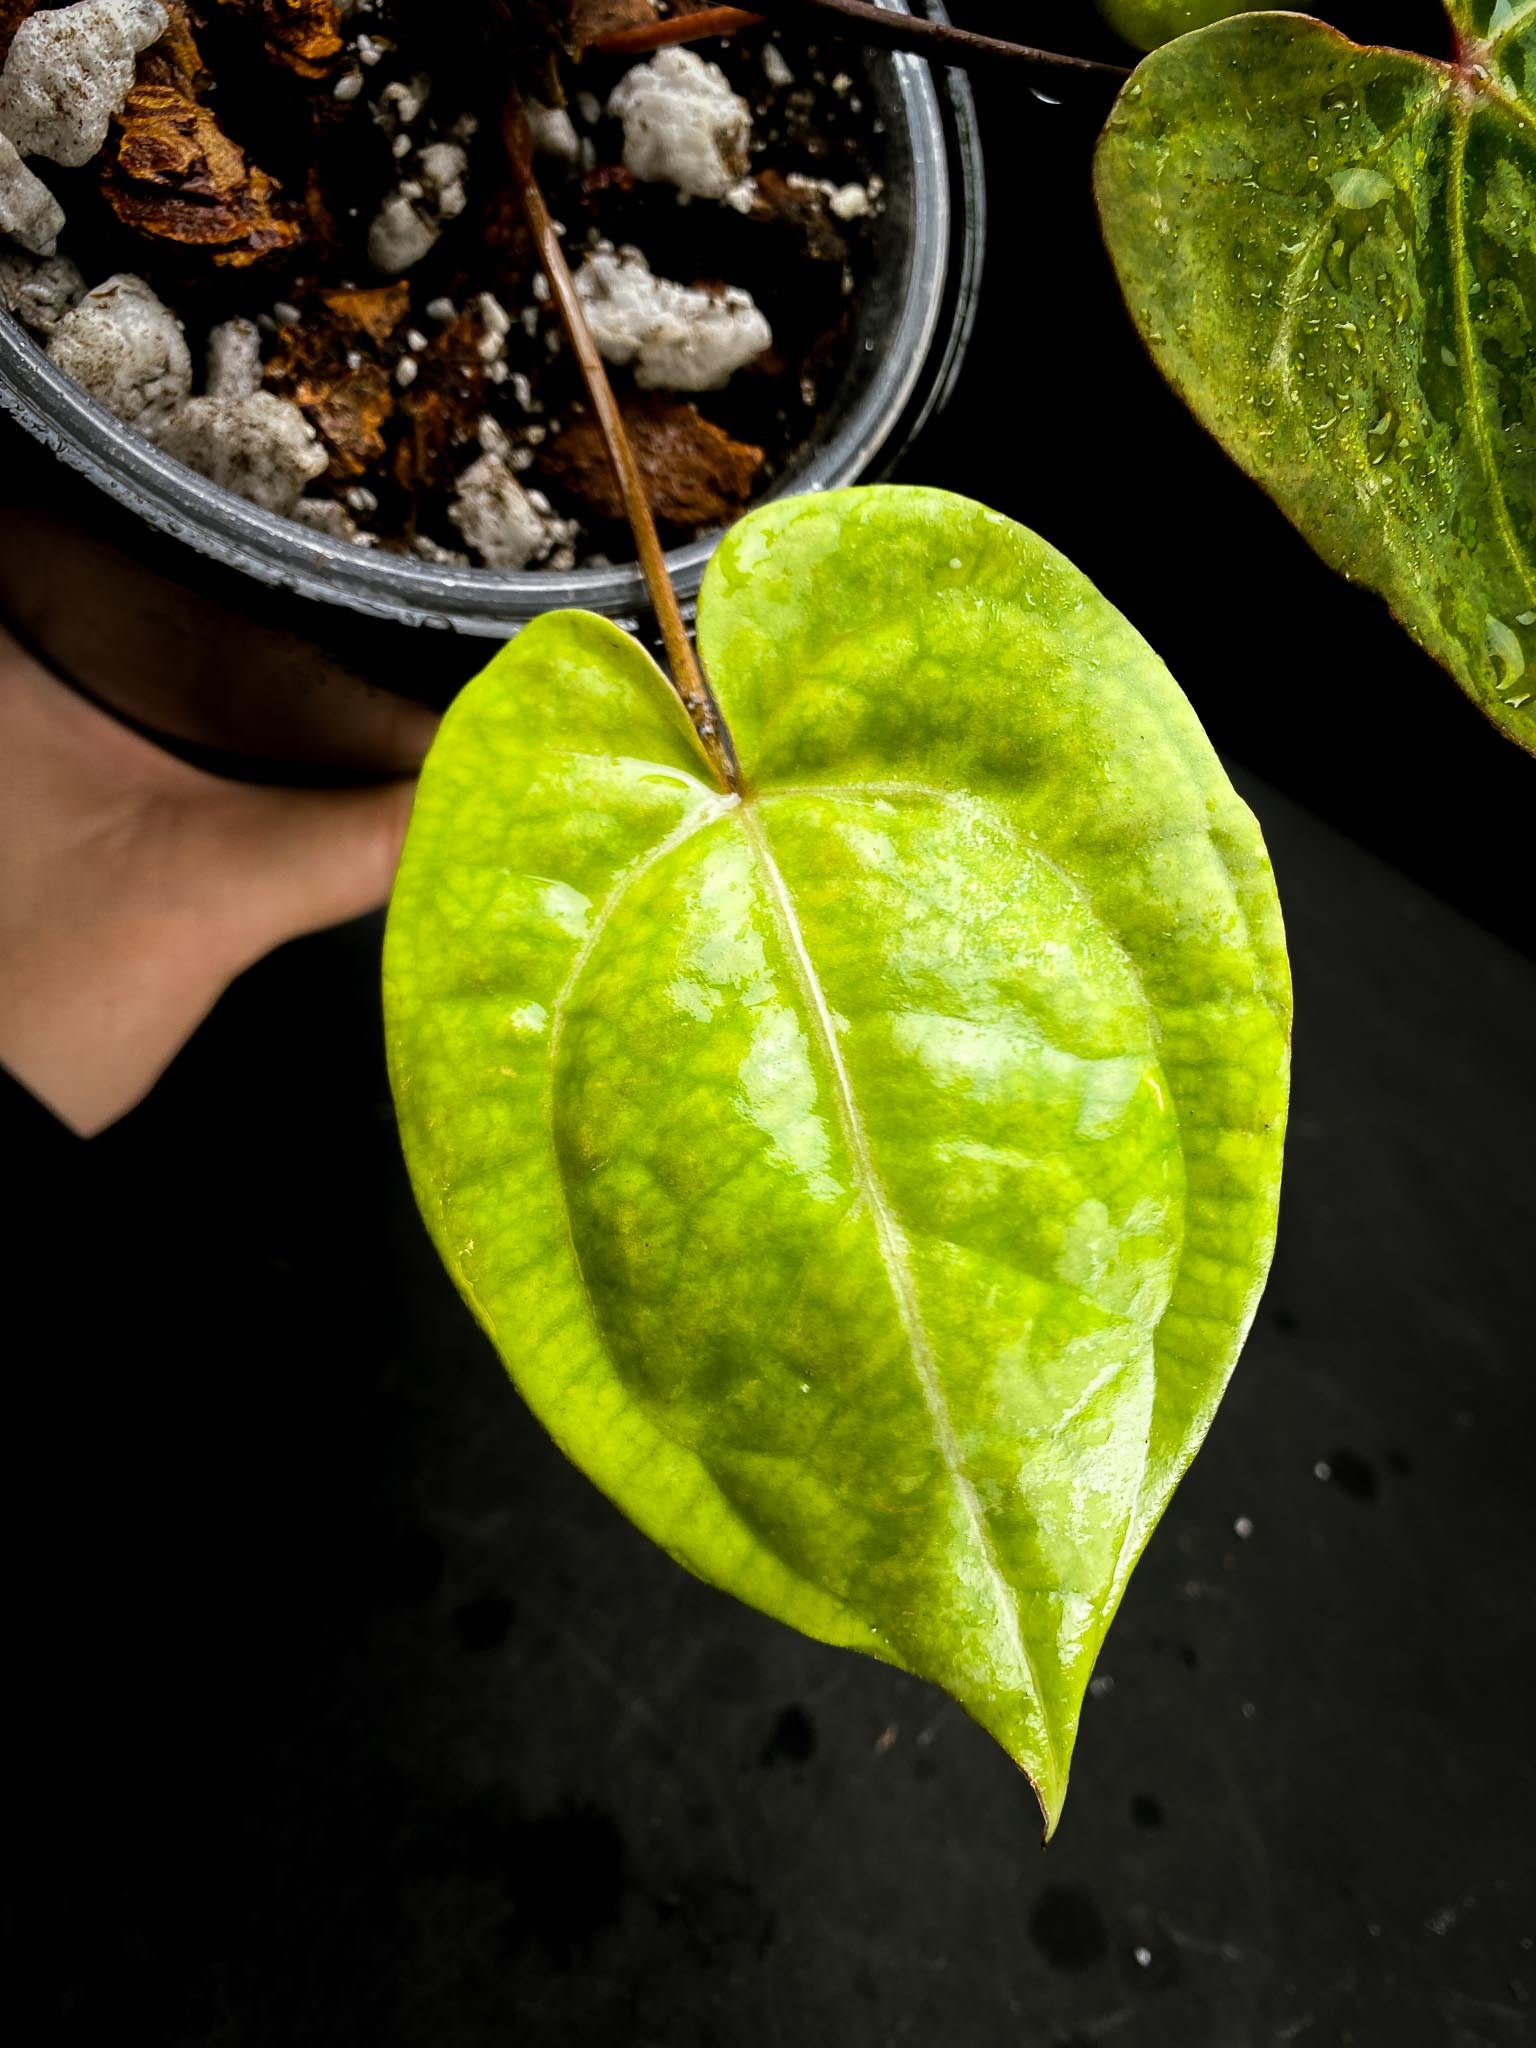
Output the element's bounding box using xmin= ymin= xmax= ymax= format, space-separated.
xmin=1268 ymin=90 xmax=1438 ymax=405
xmin=1447 ymin=104 xmax=1536 ymax=612
xmin=541 ymin=785 xmax=901 ymax=1664
xmin=756 ymin=776 xmax=1210 ymax=1585
xmin=541 ymin=780 xmax=1056 ymax=1766
xmin=1281 ymin=77 xmax=1536 ymax=612
xmin=734 ymin=799 xmax=1059 ymax=1793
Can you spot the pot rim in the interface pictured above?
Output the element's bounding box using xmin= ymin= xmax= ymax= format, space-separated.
xmin=0 ymin=0 xmax=958 ymax=639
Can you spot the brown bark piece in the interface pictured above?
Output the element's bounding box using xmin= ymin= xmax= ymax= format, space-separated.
xmin=544 ymin=395 xmax=763 ymax=529
xmin=261 ymin=0 xmax=343 ymax=76
xmin=306 ymin=363 xmax=393 ymax=480
xmin=101 ymin=82 xmax=301 ymax=266
xmin=139 ymin=0 xmax=215 ymax=95
xmin=218 ymin=0 xmax=343 ymax=77
xmin=569 ymin=0 xmax=656 ymax=50
xmin=749 ymin=168 xmax=849 ymax=267
xmin=265 ymin=308 xmax=397 ymax=481
xmin=391 ymin=308 xmax=493 ymax=496
xmin=320 ymin=283 xmax=409 ymax=346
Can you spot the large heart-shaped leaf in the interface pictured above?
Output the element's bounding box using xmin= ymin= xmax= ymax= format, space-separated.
xmin=383 ymin=486 xmax=1290 ymax=1833
xmin=1095 ymin=4 xmax=1536 ymax=749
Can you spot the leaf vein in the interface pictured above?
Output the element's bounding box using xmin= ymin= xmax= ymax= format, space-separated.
xmin=1269 ymin=89 xmax=1441 ymax=405
xmin=1448 ymin=109 xmax=1536 ymax=608
xmin=546 ymin=795 xmax=734 ymax=1072
xmin=540 ymin=789 xmax=892 ymax=1659
xmin=1487 ymin=0 xmax=1536 ymax=58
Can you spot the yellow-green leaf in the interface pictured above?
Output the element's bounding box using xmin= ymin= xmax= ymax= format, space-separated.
xmin=383 ymin=487 xmax=1291 ymax=1833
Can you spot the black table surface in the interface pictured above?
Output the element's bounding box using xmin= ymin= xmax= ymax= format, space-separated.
xmin=7 ymin=770 xmax=1534 ymax=2048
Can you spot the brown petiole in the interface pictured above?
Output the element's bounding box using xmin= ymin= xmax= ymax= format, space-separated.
xmin=588 ymin=7 xmax=766 ymax=58
xmin=502 ymin=91 xmax=741 ymax=794
xmin=588 ymin=0 xmax=1130 ymax=80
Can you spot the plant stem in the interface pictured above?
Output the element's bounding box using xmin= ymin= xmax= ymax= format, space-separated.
xmin=588 ymin=0 xmax=1129 ymax=78
xmin=502 ymin=91 xmax=741 ymax=795
xmin=589 ymin=7 xmax=765 ymax=58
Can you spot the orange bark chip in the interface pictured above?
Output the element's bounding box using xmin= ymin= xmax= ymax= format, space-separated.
xmin=102 ymin=83 xmax=301 ymax=267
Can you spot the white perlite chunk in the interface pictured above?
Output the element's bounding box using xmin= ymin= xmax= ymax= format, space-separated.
xmin=606 ymin=47 xmax=749 ymax=202
xmin=154 ymin=320 xmax=327 ymax=515
xmin=0 ymin=0 xmax=168 ymax=168
xmin=448 ymin=451 xmax=571 ymax=569
xmin=367 ymin=142 xmax=467 ymax=272
xmin=293 ymin=497 xmax=375 ymax=545
xmin=379 ymin=73 xmax=430 ymax=127
xmin=0 ymin=246 xmax=84 ymax=331
xmin=829 ymin=182 xmax=872 ymax=221
xmin=367 ymin=191 xmax=438 ymax=273
xmin=524 ymin=95 xmax=581 ymax=166
xmin=48 ymin=274 xmax=190 ymax=433
xmin=159 ymin=389 xmax=328 ymax=514
xmin=419 ymin=140 xmax=468 ymax=220
xmin=0 ymin=130 xmax=64 ymax=254
xmin=205 ymin=316 xmax=263 ymax=400
xmin=574 ymin=248 xmax=770 ymax=393
xmin=412 ymin=531 xmax=468 ymax=566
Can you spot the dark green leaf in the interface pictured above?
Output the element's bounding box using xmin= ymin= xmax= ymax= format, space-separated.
xmin=383 ymin=487 xmax=1290 ymax=1832
xmin=1096 ymin=5 xmax=1536 ymax=749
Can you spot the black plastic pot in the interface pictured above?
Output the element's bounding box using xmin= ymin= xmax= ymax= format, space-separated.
xmin=0 ymin=9 xmax=983 ymax=779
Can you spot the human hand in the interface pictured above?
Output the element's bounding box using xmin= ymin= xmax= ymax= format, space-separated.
xmin=0 ymin=620 xmax=427 ymax=1135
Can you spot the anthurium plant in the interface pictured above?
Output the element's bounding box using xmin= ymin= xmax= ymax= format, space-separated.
xmin=381 ymin=0 xmax=1530 ymax=1828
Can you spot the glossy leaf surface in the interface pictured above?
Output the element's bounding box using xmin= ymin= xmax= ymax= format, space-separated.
xmin=383 ymin=487 xmax=1290 ymax=1832
xmin=1096 ymin=5 xmax=1536 ymax=750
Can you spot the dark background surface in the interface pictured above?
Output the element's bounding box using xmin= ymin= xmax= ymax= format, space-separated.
xmin=8 ymin=782 xmax=1535 ymax=2047
xmin=6 ymin=5 xmax=1536 ymax=2046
